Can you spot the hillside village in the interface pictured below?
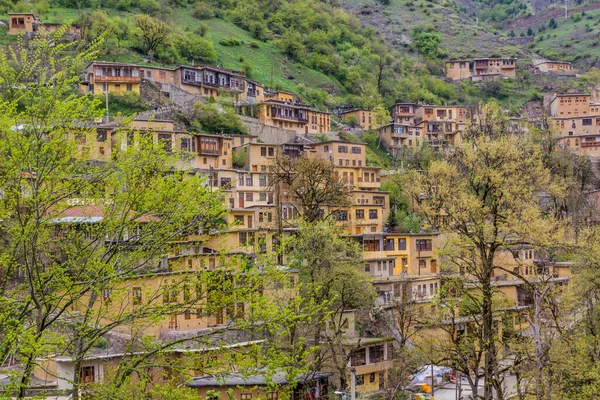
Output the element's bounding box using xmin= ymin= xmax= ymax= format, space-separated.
xmin=1 ymin=2 xmax=600 ymax=400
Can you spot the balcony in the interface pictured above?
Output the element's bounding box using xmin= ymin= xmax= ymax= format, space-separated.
xmin=271 ymin=114 xmax=309 ymax=123
xmin=582 ymin=142 xmax=600 ymax=148
xmin=199 ymin=147 xmax=221 ymax=156
xmin=95 ymin=75 xmax=140 ymax=83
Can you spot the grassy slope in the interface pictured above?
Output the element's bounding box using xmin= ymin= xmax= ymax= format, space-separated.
xmin=519 ymin=9 xmax=600 ymax=65
xmin=340 ymin=0 xmax=529 ymax=59
xmin=38 ymin=7 xmax=348 ymax=98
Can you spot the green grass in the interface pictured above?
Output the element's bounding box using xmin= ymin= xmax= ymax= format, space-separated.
xmin=343 ymin=0 xmax=532 ymax=60
xmin=525 ymin=9 xmax=600 ymax=63
xmin=38 ymin=7 xmax=348 ymax=100
xmin=200 ymin=18 xmax=347 ymax=96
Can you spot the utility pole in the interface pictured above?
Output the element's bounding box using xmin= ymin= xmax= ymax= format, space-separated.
xmin=105 ymin=82 xmax=109 ymax=123
xmin=431 ymin=364 xmax=435 ymax=398
xmin=350 ymin=367 xmax=356 ymax=400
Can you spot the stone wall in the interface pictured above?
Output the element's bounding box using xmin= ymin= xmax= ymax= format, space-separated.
xmin=141 ymin=80 xmax=204 ymax=109
xmin=238 ymin=115 xmax=298 ymax=144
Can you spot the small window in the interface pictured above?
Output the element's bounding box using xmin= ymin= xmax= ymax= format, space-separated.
xmin=369 ymin=209 xmax=378 ymax=219
xmin=356 ymin=374 xmax=365 ymax=385
xmin=241 ymin=394 xmax=252 ymax=400
xmin=96 ymin=131 xmax=107 ymax=142
xmin=132 ymin=287 xmax=142 ymax=305
xmin=126 ymin=84 xmax=133 ymax=92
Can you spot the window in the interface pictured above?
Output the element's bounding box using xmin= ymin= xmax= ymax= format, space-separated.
xmin=132 ymin=287 xmax=142 ymax=305
xmin=351 ymin=146 xmax=362 ymax=154
xmin=220 ymin=177 xmax=231 ymax=188
xmin=370 ymin=372 xmax=376 ymax=383
xmin=399 ymin=238 xmax=407 ymax=250
xmin=384 ymin=239 xmax=395 ymax=251
xmin=80 ymin=366 xmax=95 ymax=383
xmin=245 ymin=174 xmax=253 ymax=186
xmin=369 ymin=345 xmax=384 ymax=363
xmin=268 ymin=147 xmax=274 ymax=156
xmin=267 ymin=393 xmax=278 ymax=400
xmin=126 ymin=84 xmax=132 ymax=91
xmin=260 ymin=147 xmax=266 ymax=156
xmin=333 ymin=210 xmax=348 ymax=221
xmin=419 ymin=259 xmax=426 ymax=270
xmin=259 ymin=192 xmax=267 ymax=201
xmin=234 ymin=215 xmax=244 ymax=224
xmin=102 ymin=288 xmax=112 ymax=304
xmin=246 ymin=193 xmax=253 ymax=201
xmin=416 ymin=239 xmax=432 ymax=251
xmin=97 ymin=131 xmax=107 ymax=142
xmin=184 ymin=310 xmax=191 ymax=320
xmin=158 ymin=134 xmax=172 ymax=151
xmin=238 ymin=173 xmax=244 ymax=186
xmin=583 ymin=118 xmax=592 ymax=126
xmin=241 ymin=394 xmax=252 ymax=400
xmin=239 ymin=232 xmax=247 ymax=245
xmin=356 ymin=374 xmax=365 ymax=385
xmin=338 ymin=145 xmax=348 ymax=153
xmin=369 ymin=209 xmax=378 ymax=219
xmin=258 ymin=174 xmax=266 ymax=187
xmin=351 ymin=348 xmax=366 ymax=366
xmin=356 ymin=209 xmax=364 ymax=219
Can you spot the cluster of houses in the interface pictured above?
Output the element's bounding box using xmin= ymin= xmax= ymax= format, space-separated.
xmin=444 ymin=57 xmax=576 ymax=81
xmin=81 ymin=61 xmax=332 ymax=134
xmin=0 ymin=19 xmax=586 ymax=393
xmin=16 ymin=101 xmax=574 ymax=397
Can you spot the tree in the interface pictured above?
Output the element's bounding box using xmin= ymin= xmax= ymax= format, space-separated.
xmin=373 ymin=103 xmax=391 ymax=129
xmin=406 ymin=103 xmax=565 ymax=399
xmin=0 ymin=32 xmax=290 ymax=399
xmin=412 ymin=31 xmax=442 ymax=59
xmin=270 ymin=156 xmax=351 ymax=223
xmin=191 ymin=101 xmax=248 ymax=135
xmin=133 ymin=14 xmax=171 ymax=56
xmin=285 ymin=219 xmax=376 ymax=389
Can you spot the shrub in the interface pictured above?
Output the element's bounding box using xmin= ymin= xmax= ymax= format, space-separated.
xmin=175 ymin=35 xmax=217 ymax=63
xmin=139 ymin=0 xmax=160 ymax=14
xmin=193 ymin=1 xmax=215 ymax=19
xmin=232 ymin=149 xmax=247 ymax=168
xmin=219 ymin=37 xmax=242 ymax=46
xmin=192 ymin=102 xmax=248 ymax=135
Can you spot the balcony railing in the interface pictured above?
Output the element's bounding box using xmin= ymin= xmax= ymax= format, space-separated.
xmin=582 ymin=142 xmax=600 ymax=148
xmin=271 ymin=114 xmax=308 ymax=123
xmin=95 ymin=75 xmax=140 ymax=83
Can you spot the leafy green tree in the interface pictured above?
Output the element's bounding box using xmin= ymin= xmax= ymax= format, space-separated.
xmin=286 ymin=219 xmax=376 ymax=389
xmin=191 ymin=102 xmax=248 ymax=135
xmin=412 ymin=31 xmax=442 ymax=59
xmin=133 ymin=14 xmax=172 ymax=56
xmin=406 ymin=102 xmax=566 ymax=400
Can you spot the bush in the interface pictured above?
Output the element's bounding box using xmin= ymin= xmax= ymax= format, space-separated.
xmin=232 ymin=149 xmax=247 ymax=168
xmin=193 ymin=1 xmax=215 ymax=19
xmin=412 ymin=30 xmax=442 ymax=59
xmin=175 ymin=35 xmax=217 ymax=63
xmin=139 ymin=0 xmax=160 ymax=14
xmin=219 ymin=37 xmax=242 ymax=46
xmin=192 ymin=102 xmax=248 ymax=135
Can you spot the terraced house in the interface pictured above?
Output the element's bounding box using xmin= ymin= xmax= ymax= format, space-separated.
xmin=549 ymin=93 xmax=600 ymax=157
xmin=445 ymin=57 xmax=517 ymax=81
